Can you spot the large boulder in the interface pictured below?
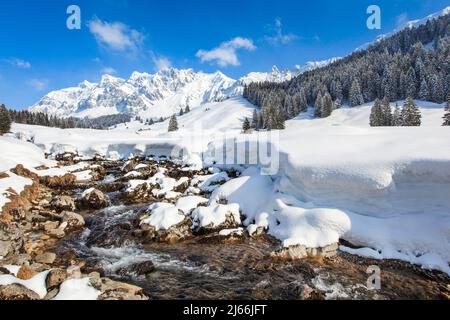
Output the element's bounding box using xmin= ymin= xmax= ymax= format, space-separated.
xmin=45 ymin=268 xmax=67 ymax=290
xmin=78 ymin=188 xmax=109 ymax=210
xmin=0 ymin=284 xmax=40 ymax=300
xmin=0 ymin=222 xmax=24 ymax=258
xmin=89 ymin=274 xmax=148 ymax=300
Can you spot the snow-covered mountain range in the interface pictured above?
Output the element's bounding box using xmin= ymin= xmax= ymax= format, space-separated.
xmin=28 ymin=61 xmax=338 ymax=119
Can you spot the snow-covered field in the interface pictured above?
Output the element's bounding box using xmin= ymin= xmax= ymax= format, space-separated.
xmin=2 ymin=98 xmax=450 ymax=274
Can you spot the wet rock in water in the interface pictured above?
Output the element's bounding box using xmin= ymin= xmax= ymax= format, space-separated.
xmin=140 ymin=218 xmax=193 ymax=244
xmin=50 ymin=196 xmax=76 ymax=212
xmin=78 ymin=188 xmax=109 ymax=210
xmin=0 ymin=222 xmax=24 ymax=258
xmin=45 ymin=268 xmax=67 ymax=290
xmin=270 ymin=243 xmax=339 ymax=260
xmin=62 ymin=211 xmax=85 ymax=232
xmin=89 ymin=275 xmax=148 ymax=300
xmin=0 ymin=284 xmax=40 ymax=300
xmin=130 ymin=261 xmax=155 ymax=275
xmin=16 ymin=265 xmax=38 ymax=280
xmin=35 ymin=252 xmax=57 ymax=265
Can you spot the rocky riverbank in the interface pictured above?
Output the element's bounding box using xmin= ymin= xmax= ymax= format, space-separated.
xmin=1 ymin=154 xmax=449 ymax=300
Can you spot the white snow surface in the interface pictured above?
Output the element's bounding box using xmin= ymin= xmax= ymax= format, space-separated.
xmin=192 ymin=203 xmax=241 ymax=229
xmin=52 ymin=277 xmax=101 ymax=300
xmin=141 ymin=203 xmax=185 ymax=231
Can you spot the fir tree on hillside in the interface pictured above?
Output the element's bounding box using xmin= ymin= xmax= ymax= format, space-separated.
xmin=349 ymin=79 xmax=364 ymax=107
xmin=393 ymin=104 xmax=403 ymax=126
xmin=185 ymin=105 xmax=190 ymax=113
xmin=401 ymin=97 xmax=422 ymax=126
xmin=321 ymin=92 xmax=333 ymax=118
xmin=0 ymin=104 xmax=12 ymax=135
xmin=314 ymin=93 xmax=323 ymax=118
xmin=251 ymin=109 xmax=258 ymax=129
xmin=168 ymin=114 xmax=179 ymax=132
xmin=242 ymin=117 xmax=251 ymax=132
xmin=369 ymin=99 xmax=383 ymax=126
xmin=381 ymin=96 xmax=393 ymax=126
xmin=179 ymin=108 xmax=184 ymax=116
xmin=419 ymin=79 xmax=429 ymax=101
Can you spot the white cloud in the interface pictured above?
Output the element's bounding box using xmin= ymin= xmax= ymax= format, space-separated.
xmin=265 ymin=18 xmax=298 ymax=46
xmin=27 ymin=79 xmax=48 ymax=91
xmin=101 ymin=67 xmax=117 ymax=75
xmin=88 ymin=18 xmax=144 ymax=53
xmin=196 ymin=37 xmax=256 ymax=67
xmin=5 ymin=58 xmax=31 ymax=69
xmin=153 ymin=56 xmax=172 ymax=71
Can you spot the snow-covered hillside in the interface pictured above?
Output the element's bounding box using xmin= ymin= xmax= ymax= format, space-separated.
xmin=10 ymin=93 xmax=450 ymax=274
xmin=357 ymin=6 xmax=450 ymax=51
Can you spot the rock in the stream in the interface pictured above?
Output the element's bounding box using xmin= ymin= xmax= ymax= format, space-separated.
xmin=50 ymin=196 xmax=76 ymax=212
xmin=0 ymin=222 xmax=24 ymax=258
xmin=45 ymin=268 xmax=67 ymax=290
xmin=0 ymin=284 xmax=40 ymax=300
xmin=62 ymin=211 xmax=85 ymax=232
xmin=139 ymin=218 xmax=193 ymax=244
xmin=89 ymin=274 xmax=148 ymax=300
xmin=132 ymin=261 xmax=155 ymax=275
xmin=270 ymin=243 xmax=339 ymax=260
xmin=78 ymin=188 xmax=109 ymax=210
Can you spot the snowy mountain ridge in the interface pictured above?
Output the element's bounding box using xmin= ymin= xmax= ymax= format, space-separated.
xmin=29 ymin=61 xmax=338 ymax=119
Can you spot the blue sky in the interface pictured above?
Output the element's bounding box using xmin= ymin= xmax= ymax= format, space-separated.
xmin=0 ymin=0 xmax=448 ymax=109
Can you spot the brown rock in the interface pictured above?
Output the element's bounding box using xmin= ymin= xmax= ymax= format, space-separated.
xmin=0 ymin=284 xmax=40 ymax=300
xmin=40 ymin=174 xmax=76 ymax=189
xmin=17 ymin=265 xmax=38 ymax=280
xmin=43 ymin=221 xmax=59 ymax=232
xmin=50 ymin=196 xmax=76 ymax=212
xmin=78 ymin=189 xmax=109 ymax=210
xmin=92 ymin=277 xmax=148 ymax=300
xmin=48 ymin=228 xmax=65 ymax=239
xmin=45 ymin=269 xmax=67 ymax=290
xmin=35 ymin=252 xmax=56 ymax=264
xmin=0 ymin=222 xmax=24 ymax=258
xmin=62 ymin=211 xmax=85 ymax=232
